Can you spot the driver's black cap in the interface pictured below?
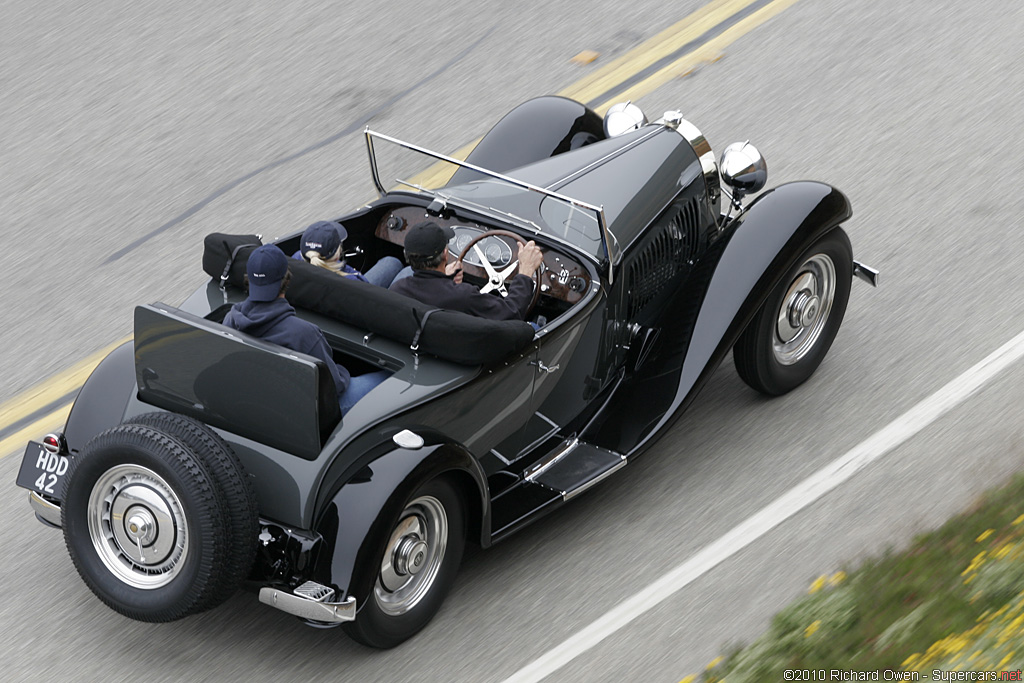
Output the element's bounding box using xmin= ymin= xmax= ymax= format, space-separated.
xmin=404 ymin=221 xmax=454 ymax=258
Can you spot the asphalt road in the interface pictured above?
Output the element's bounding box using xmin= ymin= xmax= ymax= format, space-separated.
xmin=3 ymin=1 xmax=1024 ymax=681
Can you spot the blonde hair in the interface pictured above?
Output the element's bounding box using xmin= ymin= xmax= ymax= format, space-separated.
xmin=304 ymin=246 xmax=342 ymax=272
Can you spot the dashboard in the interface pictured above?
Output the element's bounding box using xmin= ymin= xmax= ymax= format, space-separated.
xmin=375 ymin=206 xmax=592 ymax=305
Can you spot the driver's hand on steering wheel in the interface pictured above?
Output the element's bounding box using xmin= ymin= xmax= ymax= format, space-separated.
xmin=445 ymin=258 xmax=464 ymax=284
xmin=518 ymin=241 xmax=544 ymax=278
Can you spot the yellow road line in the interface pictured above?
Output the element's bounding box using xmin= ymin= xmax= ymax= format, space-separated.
xmin=0 ymin=403 xmax=73 ymax=460
xmin=559 ymin=0 xmax=761 ymax=104
xmin=404 ymin=0 xmax=795 ymax=189
xmin=599 ymin=0 xmax=802 ymax=108
xmin=0 ymin=336 xmax=130 ymax=428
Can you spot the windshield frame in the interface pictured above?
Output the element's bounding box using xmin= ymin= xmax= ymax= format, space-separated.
xmin=364 ymin=129 xmax=617 ymax=281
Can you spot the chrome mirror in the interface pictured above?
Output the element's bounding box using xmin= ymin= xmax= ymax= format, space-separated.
xmin=719 ymin=141 xmax=767 ymax=200
xmin=603 ymin=101 xmax=648 ymax=137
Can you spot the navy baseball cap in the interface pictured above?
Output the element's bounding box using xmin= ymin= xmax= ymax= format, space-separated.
xmin=404 ymin=221 xmax=454 ymax=258
xmin=301 ymin=220 xmax=347 ymax=258
xmin=246 ymin=244 xmax=289 ymax=301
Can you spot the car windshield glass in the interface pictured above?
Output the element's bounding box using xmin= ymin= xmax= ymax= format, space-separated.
xmin=366 ymin=131 xmax=608 ymax=260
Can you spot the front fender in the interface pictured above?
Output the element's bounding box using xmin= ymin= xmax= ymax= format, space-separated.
xmin=591 ymin=181 xmax=851 ymax=453
xmin=686 ymin=180 xmax=853 ymax=389
xmin=314 ymin=441 xmax=488 ymax=604
xmin=447 ymin=96 xmax=604 ymax=186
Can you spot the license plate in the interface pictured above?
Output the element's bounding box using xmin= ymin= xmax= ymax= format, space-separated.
xmin=16 ymin=441 xmax=70 ymax=502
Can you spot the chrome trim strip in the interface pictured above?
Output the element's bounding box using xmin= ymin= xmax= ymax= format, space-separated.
xmin=259 ymin=587 xmax=357 ymax=623
xmin=523 ymin=438 xmax=579 ymax=482
xmin=657 ymin=113 xmax=721 ymax=208
xmin=28 ymin=491 xmax=62 ymax=527
xmin=562 ymin=456 xmax=627 ymax=501
xmin=853 ymin=260 xmax=879 ymax=287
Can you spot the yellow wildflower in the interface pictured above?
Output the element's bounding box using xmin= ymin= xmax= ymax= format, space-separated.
xmin=679 ymin=676 xmax=697 ymax=683
xmin=805 ymin=620 xmax=821 ymax=638
xmin=706 ymin=657 xmax=723 ymax=670
xmin=999 ymin=652 xmax=1014 ymax=668
xmin=829 ymin=571 xmax=847 ymax=586
xmin=1013 ymin=514 xmax=1024 ymax=525
xmin=809 ymin=575 xmax=826 ymax=593
xmin=977 ymin=529 xmax=995 ymax=542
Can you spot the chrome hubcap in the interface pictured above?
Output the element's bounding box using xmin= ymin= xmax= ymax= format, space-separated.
xmin=375 ymin=495 xmax=447 ymax=616
xmin=87 ymin=465 xmax=188 ymax=589
xmin=774 ymin=254 xmax=836 ymax=365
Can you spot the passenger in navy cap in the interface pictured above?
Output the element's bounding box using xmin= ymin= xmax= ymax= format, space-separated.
xmin=298 ymin=220 xmax=407 ymax=287
xmin=223 ymin=244 xmax=386 ymax=414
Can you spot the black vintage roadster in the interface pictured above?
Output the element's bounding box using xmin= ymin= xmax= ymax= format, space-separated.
xmin=16 ymin=96 xmax=876 ymax=647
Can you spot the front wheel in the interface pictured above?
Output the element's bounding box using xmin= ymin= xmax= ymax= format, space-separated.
xmin=343 ymin=477 xmax=465 ymax=648
xmin=733 ymin=228 xmax=853 ymax=395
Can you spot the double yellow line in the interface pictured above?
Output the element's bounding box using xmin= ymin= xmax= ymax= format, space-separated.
xmin=0 ymin=0 xmax=801 ymax=459
xmin=403 ymin=0 xmax=798 ymax=188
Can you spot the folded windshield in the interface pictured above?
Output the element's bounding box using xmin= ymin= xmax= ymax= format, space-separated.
xmin=365 ymin=130 xmax=610 ymax=263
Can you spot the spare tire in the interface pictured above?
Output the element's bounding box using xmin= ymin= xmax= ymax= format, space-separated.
xmin=127 ymin=412 xmax=259 ymax=611
xmin=62 ymin=423 xmax=233 ymax=622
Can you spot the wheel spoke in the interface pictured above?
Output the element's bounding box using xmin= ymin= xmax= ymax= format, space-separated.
xmin=473 ymin=244 xmax=500 ymax=281
xmin=87 ymin=465 xmax=188 ymax=589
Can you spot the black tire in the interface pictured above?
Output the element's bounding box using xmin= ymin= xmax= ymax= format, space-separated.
xmin=733 ymin=227 xmax=853 ymax=396
xmin=61 ymin=423 xmax=232 ymax=622
xmin=127 ymin=413 xmax=259 ymax=611
xmin=343 ymin=477 xmax=466 ymax=648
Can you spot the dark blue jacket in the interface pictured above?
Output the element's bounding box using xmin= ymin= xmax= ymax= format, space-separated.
xmin=389 ymin=270 xmax=534 ymax=320
xmin=222 ymin=297 xmax=350 ymax=398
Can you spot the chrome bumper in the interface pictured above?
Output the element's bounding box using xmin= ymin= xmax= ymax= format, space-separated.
xmin=259 ymin=582 xmax=356 ymax=623
xmin=853 ymin=260 xmax=879 ymax=287
xmin=28 ymin=491 xmax=62 ymax=528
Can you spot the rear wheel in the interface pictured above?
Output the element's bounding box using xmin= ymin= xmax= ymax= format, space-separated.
xmin=343 ymin=477 xmax=465 ymax=648
xmin=733 ymin=228 xmax=852 ymax=395
xmin=62 ymin=423 xmax=235 ymax=622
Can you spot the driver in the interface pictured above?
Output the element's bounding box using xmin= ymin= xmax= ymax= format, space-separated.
xmin=389 ymin=221 xmax=543 ymax=321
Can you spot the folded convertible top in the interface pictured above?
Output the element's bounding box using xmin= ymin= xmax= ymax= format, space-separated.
xmin=203 ymin=233 xmax=535 ymax=366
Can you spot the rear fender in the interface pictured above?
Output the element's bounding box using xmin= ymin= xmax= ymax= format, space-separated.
xmin=314 ymin=440 xmax=488 ymax=604
xmin=63 ymin=342 xmax=135 ymax=454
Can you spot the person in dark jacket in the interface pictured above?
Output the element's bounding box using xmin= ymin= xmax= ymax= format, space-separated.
xmin=389 ymin=221 xmax=542 ymax=321
xmin=223 ymin=244 xmax=386 ymax=414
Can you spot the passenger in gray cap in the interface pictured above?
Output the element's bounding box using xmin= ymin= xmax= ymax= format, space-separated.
xmin=389 ymin=221 xmax=543 ymax=321
xmin=298 ymin=220 xmax=407 ymax=287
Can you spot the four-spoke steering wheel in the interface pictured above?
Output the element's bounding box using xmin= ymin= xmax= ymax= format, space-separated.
xmin=456 ymin=229 xmax=542 ymax=314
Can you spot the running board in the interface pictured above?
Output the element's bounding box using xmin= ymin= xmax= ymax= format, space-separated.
xmin=524 ymin=438 xmax=626 ymax=501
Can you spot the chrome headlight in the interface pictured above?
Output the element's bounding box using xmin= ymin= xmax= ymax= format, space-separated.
xmin=719 ymin=141 xmax=767 ymax=198
xmin=603 ymin=101 xmax=648 ymax=137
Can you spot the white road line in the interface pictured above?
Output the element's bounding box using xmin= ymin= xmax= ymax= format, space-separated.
xmin=502 ymin=327 xmax=1024 ymax=683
